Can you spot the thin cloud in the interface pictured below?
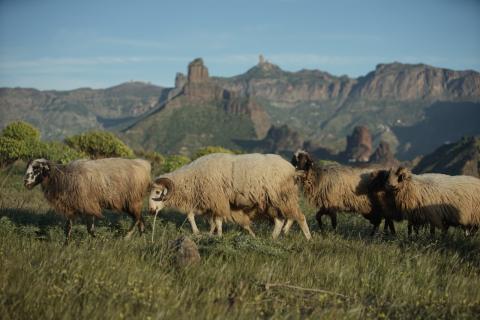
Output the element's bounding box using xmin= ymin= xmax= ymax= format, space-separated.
xmin=0 ymin=56 xmax=189 ymax=70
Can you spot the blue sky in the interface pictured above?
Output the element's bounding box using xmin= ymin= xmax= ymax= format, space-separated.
xmin=0 ymin=0 xmax=479 ymax=90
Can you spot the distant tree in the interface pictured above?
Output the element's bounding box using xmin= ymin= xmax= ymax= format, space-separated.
xmin=0 ymin=136 xmax=28 ymax=166
xmin=162 ymin=155 xmax=191 ymax=173
xmin=65 ymin=131 xmax=134 ymax=158
xmin=1 ymin=121 xmax=40 ymax=142
xmin=194 ymin=146 xmax=236 ymax=160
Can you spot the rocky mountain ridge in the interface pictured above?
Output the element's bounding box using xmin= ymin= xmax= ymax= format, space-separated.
xmin=1 ymin=56 xmax=479 ymax=157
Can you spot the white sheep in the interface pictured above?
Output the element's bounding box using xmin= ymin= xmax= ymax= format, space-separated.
xmin=149 ymin=153 xmax=311 ymax=239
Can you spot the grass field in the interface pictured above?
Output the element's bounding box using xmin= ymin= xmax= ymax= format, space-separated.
xmin=1 ymin=163 xmax=479 ymax=319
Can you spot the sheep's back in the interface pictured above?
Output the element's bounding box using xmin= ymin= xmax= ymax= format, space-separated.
xmin=231 ymin=154 xmax=297 ymax=211
xmin=395 ymin=174 xmax=480 ymax=227
xmin=307 ymin=166 xmax=373 ymax=215
xmin=48 ymin=158 xmax=151 ymax=216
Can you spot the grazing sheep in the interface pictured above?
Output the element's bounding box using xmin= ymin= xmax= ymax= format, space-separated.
xmin=24 ymin=158 xmax=151 ymax=243
xmin=149 ymin=153 xmax=311 ymax=239
xmin=291 ymin=150 xmax=387 ymax=235
xmin=384 ymin=167 xmax=480 ymax=235
xmin=368 ymin=170 xmax=404 ymax=235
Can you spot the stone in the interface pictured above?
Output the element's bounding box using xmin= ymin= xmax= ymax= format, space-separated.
xmin=170 ymin=236 xmax=201 ymax=268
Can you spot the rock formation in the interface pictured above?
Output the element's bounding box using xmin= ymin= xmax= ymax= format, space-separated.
xmin=369 ymin=141 xmax=399 ymax=167
xmin=413 ymin=136 xmax=480 ymax=177
xmin=343 ymin=126 xmax=373 ymax=163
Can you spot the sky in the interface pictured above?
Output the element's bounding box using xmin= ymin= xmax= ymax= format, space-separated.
xmin=0 ymin=0 xmax=479 ymax=90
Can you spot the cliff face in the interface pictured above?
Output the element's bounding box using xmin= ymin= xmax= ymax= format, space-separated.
xmin=2 ymin=56 xmax=480 ymax=157
xmin=413 ymin=136 xmax=480 ymax=177
xmin=351 ymin=63 xmax=480 ymax=101
xmin=215 ymin=57 xmax=355 ymax=104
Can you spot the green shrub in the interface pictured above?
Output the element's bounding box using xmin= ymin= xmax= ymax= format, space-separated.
xmin=40 ymin=142 xmax=86 ymax=164
xmin=0 ymin=136 xmax=28 ymax=165
xmin=65 ymin=131 xmax=134 ymax=158
xmin=135 ymin=150 xmax=165 ymax=175
xmin=1 ymin=121 xmax=40 ymax=142
xmin=194 ymin=146 xmax=236 ymax=159
xmin=162 ymin=155 xmax=191 ymax=173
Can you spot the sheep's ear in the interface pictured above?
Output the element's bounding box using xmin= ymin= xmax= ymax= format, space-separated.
xmin=290 ymin=154 xmax=298 ymax=167
xmin=40 ymin=161 xmax=51 ymax=177
xmin=396 ymin=167 xmax=411 ymax=183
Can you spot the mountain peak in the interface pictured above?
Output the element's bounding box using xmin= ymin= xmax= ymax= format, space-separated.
xmin=187 ymin=58 xmax=210 ymax=83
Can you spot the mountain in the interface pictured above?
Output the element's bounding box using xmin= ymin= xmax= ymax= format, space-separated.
xmin=215 ymin=57 xmax=480 ymax=155
xmin=1 ymin=56 xmax=479 ymax=157
xmin=0 ymin=81 xmax=168 ymax=140
xmin=413 ymin=136 xmax=480 ymax=177
xmin=121 ymin=59 xmax=269 ymax=154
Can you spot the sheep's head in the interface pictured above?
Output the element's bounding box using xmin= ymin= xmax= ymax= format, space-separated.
xmin=24 ymin=159 xmax=51 ymax=189
xmin=386 ymin=167 xmax=412 ymax=191
xmin=291 ymin=150 xmax=313 ymax=171
xmin=368 ymin=169 xmax=389 ymax=192
xmin=149 ymin=177 xmax=174 ymax=214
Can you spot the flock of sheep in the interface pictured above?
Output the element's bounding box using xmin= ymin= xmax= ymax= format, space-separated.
xmin=23 ymin=150 xmax=480 ymax=244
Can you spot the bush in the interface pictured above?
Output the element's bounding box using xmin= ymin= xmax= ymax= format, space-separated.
xmin=40 ymin=142 xmax=86 ymax=164
xmin=162 ymin=155 xmax=191 ymax=173
xmin=194 ymin=146 xmax=236 ymax=160
xmin=1 ymin=121 xmax=40 ymax=142
xmin=0 ymin=136 xmax=28 ymax=165
xmin=135 ymin=150 xmax=165 ymax=175
xmin=65 ymin=131 xmax=134 ymax=159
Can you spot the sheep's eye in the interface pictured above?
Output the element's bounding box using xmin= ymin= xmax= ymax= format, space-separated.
xmin=156 ymin=190 xmax=160 ymax=194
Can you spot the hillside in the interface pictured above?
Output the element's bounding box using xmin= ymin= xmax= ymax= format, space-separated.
xmin=121 ymin=59 xmax=264 ymax=154
xmin=413 ymin=136 xmax=480 ymax=177
xmin=0 ymin=82 xmax=168 ymax=140
xmin=1 ymin=57 xmax=480 ymax=157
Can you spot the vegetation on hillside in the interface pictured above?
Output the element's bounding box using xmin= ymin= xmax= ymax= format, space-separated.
xmin=65 ymin=131 xmax=134 ymax=159
xmin=0 ymin=121 xmax=84 ymax=166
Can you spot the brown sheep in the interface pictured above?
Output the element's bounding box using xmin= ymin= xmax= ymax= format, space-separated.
xmin=24 ymin=158 xmax=151 ymax=244
xmin=292 ymin=150 xmax=391 ymax=235
xmin=384 ymin=167 xmax=480 ymax=235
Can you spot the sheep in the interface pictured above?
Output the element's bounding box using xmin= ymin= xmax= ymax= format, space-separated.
xmin=23 ymin=158 xmax=151 ymax=244
xmin=291 ymin=150 xmax=390 ymax=235
xmin=368 ymin=170 xmax=405 ymax=235
xmin=383 ymin=167 xmax=480 ymax=235
xmin=149 ymin=153 xmax=311 ymax=239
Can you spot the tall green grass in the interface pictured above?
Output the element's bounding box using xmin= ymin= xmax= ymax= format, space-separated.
xmin=1 ymin=164 xmax=479 ymax=319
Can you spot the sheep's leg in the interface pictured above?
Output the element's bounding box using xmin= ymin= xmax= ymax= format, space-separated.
xmin=138 ymin=217 xmax=145 ymax=235
xmin=283 ymin=219 xmax=294 ymax=234
xmin=315 ymin=210 xmax=324 ymax=229
xmin=86 ymin=216 xmax=96 ymax=238
xmin=430 ymin=224 xmax=436 ymax=236
xmin=214 ymin=216 xmax=223 ymax=237
xmin=386 ymin=218 xmax=396 ymax=235
xmin=125 ymin=220 xmax=139 ymax=239
xmin=272 ymin=217 xmax=285 ymax=239
xmin=329 ymin=211 xmax=337 ymax=230
xmin=296 ymin=214 xmax=312 ymax=240
xmin=244 ymin=225 xmax=256 ymax=237
xmin=64 ymin=218 xmax=73 ymax=245
xmin=187 ymin=211 xmax=200 ymax=235
xmin=208 ymin=216 xmax=216 ymax=235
